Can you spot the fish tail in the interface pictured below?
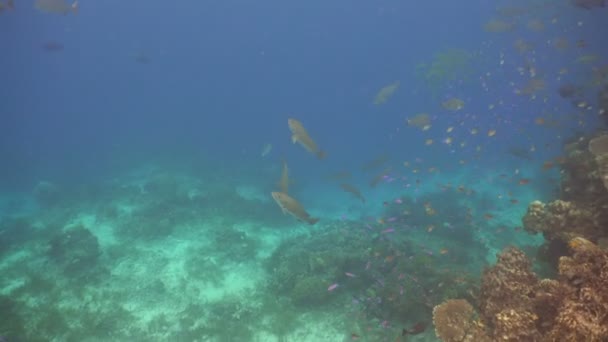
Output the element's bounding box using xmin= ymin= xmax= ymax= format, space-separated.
xmin=308 ymin=217 xmax=319 ymax=225
xmin=317 ymin=150 xmax=327 ymax=159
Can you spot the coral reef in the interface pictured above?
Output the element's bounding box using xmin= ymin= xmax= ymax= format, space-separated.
xmin=522 ymin=133 xmax=608 ymax=245
xmin=479 ymin=247 xmax=542 ymax=341
xmin=523 ymin=200 xmax=599 ymax=242
xmin=547 ymin=237 xmax=608 ymax=341
xmin=432 ymin=299 xmax=489 ymax=342
xmin=432 ymin=238 xmax=608 ymax=342
xmin=588 ymin=134 xmax=608 ymax=191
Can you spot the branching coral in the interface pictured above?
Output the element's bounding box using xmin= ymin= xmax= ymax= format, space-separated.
xmin=432 ymin=299 xmax=489 ymax=342
xmin=478 ymin=247 xmax=541 ymax=341
xmin=433 ymin=239 xmax=608 ymax=342
xmin=546 ymin=237 xmax=608 ymax=341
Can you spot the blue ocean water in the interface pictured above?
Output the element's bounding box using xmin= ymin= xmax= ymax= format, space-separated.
xmin=1 ymin=1 xmax=607 ymax=341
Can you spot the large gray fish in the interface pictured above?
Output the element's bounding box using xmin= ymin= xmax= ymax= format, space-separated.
xmin=340 ymin=183 xmax=365 ymax=203
xmin=35 ymin=0 xmax=78 ymax=14
xmin=271 ymin=191 xmax=319 ymax=225
xmin=288 ymin=118 xmax=326 ymax=159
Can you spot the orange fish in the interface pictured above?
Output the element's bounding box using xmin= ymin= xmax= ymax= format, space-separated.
xmin=519 ymin=178 xmax=531 ymax=185
xmin=484 ymin=213 xmax=494 ymax=220
xmin=542 ymin=161 xmax=555 ymax=170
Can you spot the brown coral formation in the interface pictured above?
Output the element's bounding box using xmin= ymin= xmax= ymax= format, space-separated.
xmin=589 ymin=134 xmax=608 ymax=191
xmin=522 ymin=133 xmax=608 ymax=245
xmin=479 ymin=247 xmax=543 ymax=341
xmin=432 ymin=299 xmax=489 ymax=342
xmin=432 ymin=239 xmax=608 ymax=342
xmin=523 ymin=199 xmax=600 ymax=242
xmin=548 ymin=237 xmax=608 ymax=341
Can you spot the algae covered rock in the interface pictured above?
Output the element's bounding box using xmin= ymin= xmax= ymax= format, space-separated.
xmin=48 ymin=225 xmax=101 ymax=276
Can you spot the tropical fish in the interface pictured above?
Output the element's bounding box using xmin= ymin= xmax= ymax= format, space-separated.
xmin=373 ymin=81 xmax=400 ymax=105
xmin=340 ymin=183 xmax=365 ymax=203
xmin=369 ymin=168 xmax=391 ymax=187
xmin=402 ymin=322 xmax=428 ymax=336
xmin=261 ymin=143 xmax=273 ymax=157
xmin=327 ymin=283 xmax=339 ymax=291
xmin=35 ymin=0 xmax=78 ymax=14
xmin=483 ymin=19 xmax=513 ymax=33
xmin=361 ymin=155 xmax=389 ymax=171
xmin=287 ymin=118 xmax=326 ymax=159
xmin=271 ymin=191 xmax=319 ymax=225
xmin=442 ymin=98 xmax=465 ymax=111
xmin=406 ymin=113 xmax=431 ymax=130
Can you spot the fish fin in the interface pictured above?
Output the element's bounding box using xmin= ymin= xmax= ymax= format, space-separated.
xmin=308 ymin=217 xmax=319 ymax=225
xmin=71 ymin=1 xmax=79 ymax=14
xmin=291 ymin=135 xmax=298 ymax=144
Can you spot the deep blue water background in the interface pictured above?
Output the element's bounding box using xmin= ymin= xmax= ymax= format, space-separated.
xmin=1 ymin=0 xmax=607 ymax=192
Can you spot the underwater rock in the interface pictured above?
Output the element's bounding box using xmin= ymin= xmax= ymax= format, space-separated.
xmin=48 ymin=226 xmax=101 ymax=277
xmin=291 ymin=276 xmax=331 ymax=307
xmin=0 ymin=295 xmax=27 ymax=340
xmin=0 ymin=217 xmax=34 ymax=257
xmin=523 ymin=200 xmax=598 ymax=242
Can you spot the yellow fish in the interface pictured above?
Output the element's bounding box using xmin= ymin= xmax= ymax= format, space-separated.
xmin=271 ymin=192 xmax=319 ymax=225
xmin=442 ymin=98 xmax=465 ymax=111
xmin=35 ymin=0 xmax=78 ymax=14
xmin=288 ymin=118 xmax=326 ymax=159
xmin=373 ymin=81 xmax=400 ymax=105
